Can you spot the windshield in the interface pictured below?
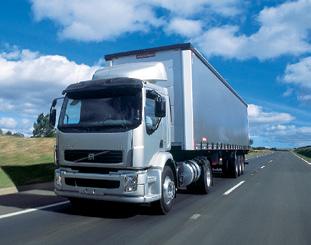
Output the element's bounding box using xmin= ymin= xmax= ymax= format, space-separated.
xmin=58 ymin=89 xmax=142 ymax=132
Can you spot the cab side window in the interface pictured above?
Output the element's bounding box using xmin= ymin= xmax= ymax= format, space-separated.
xmin=145 ymin=94 xmax=160 ymax=135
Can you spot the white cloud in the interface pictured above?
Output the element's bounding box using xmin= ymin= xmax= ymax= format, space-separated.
xmin=0 ymin=47 xmax=98 ymax=134
xmin=283 ymin=57 xmax=311 ymax=89
xmin=29 ymin=0 xmax=311 ymax=61
xmin=151 ymin=0 xmax=241 ymax=17
xmin=31 ymin=0 xmax=161 ymax=41
xmin=31 ymin=0 xmax=242 ymax=42
xmin=281 ymin=57 xmax=311 ymax=103
xmin=264 ymin=124 xmax=311 ymax=146
xmin=194 ymin=25 xmax=247 ymax=58
xmin=166 ymin=18 xmax=202 ymax=37
xmin=0 ymin=49 xmax=96 ymax=86
xmin=195 ymin=0 xmax=311 ymax=59
xmin=0 ymin=98 xmax=14 ymax=112
xmin=248 ymin=104 xmax=310 ymax=147
xmin=298 ymin=94 xmax=311 ymax=102
xmin=0 ymin=117 xmax=17 ymax=129
xmin=282 ymin=88 xmax=294 ymax=97
xmin=267 ymin=124 xmax=311 ymax=135
xmin=248 ymin=104 xmax=294 ymax=124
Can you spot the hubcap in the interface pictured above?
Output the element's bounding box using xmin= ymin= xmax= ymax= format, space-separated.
xmin=163 ymin=176 xmax=175 ymax=205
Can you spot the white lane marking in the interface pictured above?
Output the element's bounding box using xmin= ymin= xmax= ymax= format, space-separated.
xmin=268 ymin=160 xmax=273 ymax=163
xmin=223 ymin=181 xmax=245 ymax=196
xmin=190 ymin=213 xmax=201 ymax=220
xmin=0 ymin=200 xmax=70 ymax=220
xmin=292 ymin=152 xmax=311 ymax=165
xmin=261 ymin=165 xmax=265 ymax=169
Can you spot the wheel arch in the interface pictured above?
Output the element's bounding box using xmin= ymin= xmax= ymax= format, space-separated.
xmin=149 ymin=151 xmax=177 ymax=185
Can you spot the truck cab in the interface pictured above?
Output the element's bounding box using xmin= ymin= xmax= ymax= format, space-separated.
xmin=51 ymin=62 xmax=176 ymax=212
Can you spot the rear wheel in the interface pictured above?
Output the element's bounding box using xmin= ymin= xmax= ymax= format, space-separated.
xmin=229 ymin=154 xmax=238 ymax=178
xmin=238 ymin=155 xmax=242 ymax=176
xmin=151 ymin=165 xmax=176 ymax=214
xmin=240 ymin=155 xmax=245 ymax=175
xmin=222 ymin=158 xmax=230 ymax=177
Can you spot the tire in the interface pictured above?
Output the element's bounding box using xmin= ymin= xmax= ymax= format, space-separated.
xmin=229 ymin=154 xmax=238 ymax=178
xmin=151 ymin=165 xmax=176 ymax=214
xmin=222 ymin=158 xmax=230 ymax=177
xmin=240 ymin=155 xmax=245 ymax=175
xmin=187 ymin=158 xmax=213 ymax=194
xmin=238 ymin=155 xmax=242 ymax=176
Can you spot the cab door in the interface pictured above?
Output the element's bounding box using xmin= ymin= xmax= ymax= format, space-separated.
xmin=143 ymin=90 xmax=166 ymax=164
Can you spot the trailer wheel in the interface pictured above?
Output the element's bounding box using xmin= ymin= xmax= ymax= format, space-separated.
xmin=229 ymin=155 xmax=238 ymax=178
xmin=187 ymin=158 xmax=213 ymax=194
xmin=237 ymin=155 xmax=243 ymax=176
xmin=151 ymin=165 xmax=175 ymax=214
xmin=222 ymin=159 xmax=229 ymax=177
xmin=240 ymin=155 xmax=245 ymax=175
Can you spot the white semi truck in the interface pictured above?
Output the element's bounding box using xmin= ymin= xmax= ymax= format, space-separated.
xmin=50 ymin=43 xmax=249 ymax=214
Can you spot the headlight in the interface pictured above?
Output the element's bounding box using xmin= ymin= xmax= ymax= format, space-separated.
xmin=55 ymin=170 xmax=62 ymax=188
xmin=124 ymin=175 xmax=138 ymax=192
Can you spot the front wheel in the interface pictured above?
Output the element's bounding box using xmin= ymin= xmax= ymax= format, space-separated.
xmin=151 ymin=165 xmax=176 ymax=214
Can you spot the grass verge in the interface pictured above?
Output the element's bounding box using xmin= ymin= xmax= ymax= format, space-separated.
xmin=294 ymin=146 xmax=311 ymax=162
xmin=0 ymin=136 xmax=55 ymax=189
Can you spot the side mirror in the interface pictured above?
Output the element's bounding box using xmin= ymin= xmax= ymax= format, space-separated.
xmin=49 ymin=108 xmax=57 ymax=127
xmin=51 ymin=98 xmax=57 ymax=107
xmin=155 ymin=97 xmax=166 ymax=117
xmin=49 ymin=98 xmax=60 ymax=127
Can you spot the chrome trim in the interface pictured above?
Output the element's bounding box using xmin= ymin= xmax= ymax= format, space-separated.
xmin=54 ymin=167 xmax=162 ymax=204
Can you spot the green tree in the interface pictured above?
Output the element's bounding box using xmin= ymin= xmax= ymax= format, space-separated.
xmin=5 ymin=131 xmax=12 ymax=136
xmin=33 ymin=113 xmax=55 ymax=137
xmin=0 ymin=128 xmax=2 ymax=135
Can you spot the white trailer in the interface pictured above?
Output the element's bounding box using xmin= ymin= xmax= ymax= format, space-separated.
xmin=50 ymin=43 xmax=249 ymax=214
xmin=103 ymin=43 xmax=249 ymax=151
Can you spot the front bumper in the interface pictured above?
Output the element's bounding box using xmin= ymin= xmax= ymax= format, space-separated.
xmin=54 ymin=168 xmax=162 ymax=203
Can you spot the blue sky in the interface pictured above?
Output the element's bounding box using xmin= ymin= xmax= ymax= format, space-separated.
xmin=0 ymin=0 xmax=310 ymax=148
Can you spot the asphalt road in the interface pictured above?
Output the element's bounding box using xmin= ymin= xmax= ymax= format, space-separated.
xmin=0 ymin=151 xmax=310 ymax=245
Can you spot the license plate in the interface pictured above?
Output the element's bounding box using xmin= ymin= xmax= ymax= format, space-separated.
xmin=79 ymin=188 xmax=96 ymax=195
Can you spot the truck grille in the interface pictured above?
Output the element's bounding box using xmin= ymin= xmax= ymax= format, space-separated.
xmin=64 ymin=150 xmax=122 ymax=164
xmin=65 ymin=177 xmax=120 ymax=189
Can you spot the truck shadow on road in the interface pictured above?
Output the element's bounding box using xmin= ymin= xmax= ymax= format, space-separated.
xmin=0 ymin=163 xmax=54 ymax=192
xmin=0 ymin=174 xmax=229 ymax=219
xmin=60 ymin=201 xmax=164 ymax=218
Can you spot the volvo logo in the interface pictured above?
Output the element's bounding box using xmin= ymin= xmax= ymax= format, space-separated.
xmin=88 ymin=153 xmax=95 ymax=161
